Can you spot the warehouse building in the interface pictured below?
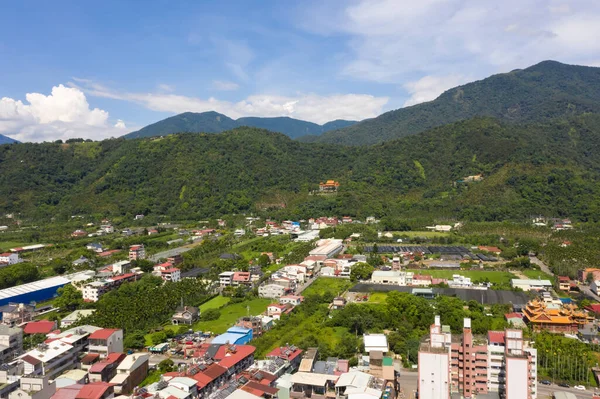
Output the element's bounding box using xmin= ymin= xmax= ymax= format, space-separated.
xmin=0 ymin=271 xmax=95 ymax=308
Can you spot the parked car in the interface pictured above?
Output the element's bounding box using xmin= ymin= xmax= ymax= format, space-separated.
xmin=558 ymin=383 xmax=570 ymax=388
xmin=539 ymin=380 xmax=551 ymax=385
xmin=574 ymin=385 xmax=586 ymax=390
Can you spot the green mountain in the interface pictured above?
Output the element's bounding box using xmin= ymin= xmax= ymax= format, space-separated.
xmin=311 ymin=61 xmax=600 ymax=145
xmin=124 ymin=111 xmax=356 ymax=140
xmin=0 ymin=134 xmax=18 ymax=145
xmin=4 ymin=114 xmax=600 ymax=223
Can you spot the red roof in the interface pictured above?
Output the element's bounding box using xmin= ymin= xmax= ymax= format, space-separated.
xmin=215 ymin=345 xmax=256 ymax=369
xmin=199 ymin=363 xmax=227 ymax=381
xmin=241 ymin=381 xmax=279 ymax=396
xmin=192 ymin=372 xmax=213 ymax=388
xmin=52 ymin=384 xmax=85 ymax=399
xmin=89 ymin=328 xmax=120 ymax=340
xmin=487 ymin=331 xmax=505 ymax=344
xmin=81 ymin=353 xmax=101 ymax=364
xmin=413 ymin=275 xmax=432 ymax=281
xmin=109 ymin=273 xmax=136 ymax=282
xmin=24 ymin=320 xmax=56 ymax=335
xmin=162 ymin=268 xmax=180 ymax=273
xmin=99 ymin=250 xmax=121 ymax=257
xmin=21 ymin=354 xmax=42 ymax=365
xmin=233 ymin=272 xmax=251 ymax=281
xmin=558 ymin=276 xmax=570 ymax=282
xmin=75 ymin=382 xmax=113 ymax=399
xmin=0 ymin=253 xmax=12 ymax=257
xmin=267 ymin=346 xmax=303 ymax=361
xmin=586 ymin=304 xmax=600 ymax=313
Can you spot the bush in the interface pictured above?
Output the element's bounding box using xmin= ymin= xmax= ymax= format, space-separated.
xmin=200 ymin=308 xmax=221 ymax=321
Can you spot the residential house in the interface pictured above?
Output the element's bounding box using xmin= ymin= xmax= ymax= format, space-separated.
xmin=332 ymin=297 xmax=346 ymax=309
xmin=167 ymin=255 xmax=183 ymax=265
xmin=171 ymin=306 xmax=199 ymax=326
xmin=128 ymin=245 xmax=145 ymax=261
xmin=73 ymin=381 xmax=115 ymax=399
xmin=192 ymin=363 xmax=228 ymax=397
xmin=72 ymin=257 xmax=89 ymax=267
xmin=0 ymin=252 xmax=20 ymax=266
xmin=54 ymin=369 xmax=89 ymax=388
xmin=60 ymin=310 xmax=96 ymax=328
xmin=579 ymin=268 xmax=600 ymax=282
xmin=167 ymin=377 xmax=198 ymax=398
xmin=0 ymin=303 xmax=36 ymax=326
xmin=9 ymin=375 xmax=55 ymax=399
xmin=279 ymin=295 xmax=303 ymax=306
xmin=266 ymin=345 xmax=303 ymax=373
xmin=266 ymin=304 xmax=293 ymax=320
xmin=109 ymin=353 xmax=149 ymax=394
xmin=88 ymin=353 xmax=126 ymax=383
xmin=88 ymin=329 xmax=124 ymax=358
xmin=86 ymin=243 xmax=104 ymax=253
xmin=24 ymin=320 xmax=57 ymax=335
xmin=363 ymin=334 xmax=389 ymax=353
xmin=219 ymin=272 xmax=236 ymax=287
xmin=290 ymin=372 xmax=338 ymax=398
xmin=213 ymin=344 xmax=256 ymax=377
xmin=593 ymin=280 xmax=600 ymax=296
xmin=558 ymin=276 xmax=571 ymax=291
xmin=232 ymin=272 xmax=252 ymax=287
xmin=71 ymin=230 xmax=87 ymax=238
xmin=236 ymin=317 xmax=263 ymax=337
xmin=153 ymin=263 xmax=181 ymax=283
xmin=21 ymin=341 xmax=78 ymax=379
xmin=0 ymin=325 xmax=23 ymax=363
xmin=110 ymin=261 xmax=131 ymax=275
xmin=411 ymin=274 xmax=432 ymax=287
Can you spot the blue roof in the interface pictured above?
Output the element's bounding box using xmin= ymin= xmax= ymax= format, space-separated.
xmin=226 ymin=326 xmax=252 ymax=334
xmin=211 ymin=333 xmax=250 ymax=345
xmin=559 ymin=297 xmax=573 ymax=304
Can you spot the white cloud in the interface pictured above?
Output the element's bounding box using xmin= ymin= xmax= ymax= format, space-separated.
xmin=73 ymin=80 xmax=389 ymax=125
xmin=302 ymin=0 xmax=600 ymax=86
xmin=212 ymin=80 xmax=240 ymax=91
xmin=157 ymin=84 xmax=175 ymax=92
xmin=0 ymin=85 xmax=128 ymax=142
xmin=403 ymin=74 xmax=471 ymax=106
xmin=114 ymin=119 xmax=127 ymax=129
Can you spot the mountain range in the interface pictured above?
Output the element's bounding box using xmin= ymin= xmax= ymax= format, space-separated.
xmin=123 ymin=111 xmax=356 ymax=140
xmin=0 ymin=134 xmax=18 ymax=145
xmin=306 ymin=61 xmax=600 ymax=145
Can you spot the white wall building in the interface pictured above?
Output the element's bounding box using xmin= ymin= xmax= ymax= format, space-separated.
xmin=258 ymin=284 xmax=286 ymax=299
xmin=448 ymin=274 xmax=472 ymax=288
xmin=0 ymin=253 xmax=20 ymax=266
xmin=370 ymin=271 xmax=413 ymax=285
xmin=511 ymin=279 xmax=552 ymax=291
xmin=363 ymin=334 xmax=388 ymax=353
xmin=309 ymin=239 xmax=344 ymax=258
xmin=219 ymin=271 xmax=235 ymax=287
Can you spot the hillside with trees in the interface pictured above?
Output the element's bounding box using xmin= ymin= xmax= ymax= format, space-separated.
xmin=309 ymin=61 xmax=600 ymax=145
xmin=3 ymin=114 xmax=600 ymax=222
xmin=124 ymin=111 xmax=356 ymax=140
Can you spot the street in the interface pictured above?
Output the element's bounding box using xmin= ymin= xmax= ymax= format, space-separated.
xmin=149 ymin=242 xmax=202 ymax=262
xmin=538 ymin=383 xmax=599 ymax=398
xmin=530 ymin=256 xmax=554 ymax=277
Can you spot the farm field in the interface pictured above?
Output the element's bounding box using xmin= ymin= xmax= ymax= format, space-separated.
xmin=199 ymin=295 xmax=231 ymax=312
xmin=303 ymin=277 xmax=353 ymax=296
xmin=193 ymin=298 xmax=271 ymax=334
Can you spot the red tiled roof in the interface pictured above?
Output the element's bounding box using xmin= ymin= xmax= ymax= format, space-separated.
xmin=586 ymin=304 xmax=600 ymax=313
xmin=22 ymin=354 xmax=42 ymax=365
xmin=109 ymin=273 xmax=136 ymax=282
xmin=162 ymin=268 xmax=180 ymax=273
xmin=52 ymin=384 xmax=85 ymax=399
xmin=0 ymin=253 xmax=12 ymax=257
xmin=105 ymin=352 xmax=126 ymax=364
xmin=413 ymin=275 xmax=432 ymax=281
xmin=215 ymin=345 xmax=256 ymax=369
xmin=505 ymin=313 xmax=523 ymax=320
xmin=81 ymin=353 xmax=101 ymax=364
xmin=89 ymin=328 xmax=119 ymax=340
xmin=192 ymin=372 xmax=213 ymax=388
xmin=75 ymin=382 xmax=113 ymax=399
xmin=488 ymin=331 xmax=505 ymax=344
xmin=266 ymin=346 xmax=303 ymax=361
xmin=241 ymin=381 xmax=279 ymax=396
xmin=558 ymin=276 xmax=570 ymax=282
xmin=200 ymin=363 xmax=227 ymax=381
xmin=89 ymin=362 xmax=109 ymax=373
xmin=99 ymin=250 xmax=121 ymax=257
xmin=24 ymin=320 xmax=56 ymax=334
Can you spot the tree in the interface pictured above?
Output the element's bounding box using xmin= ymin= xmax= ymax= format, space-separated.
xmin=257 ymin=254 xmax=271 ymax=268
xmin=158 ymin=359 xmax=174 ymax=373
xmin=350 ymin=262 xmax=375 ymax=282
xmin=200 ymin=308 xmax=221 ymax=321
xmin=54 ymin=284 xmax=83 ymax=312
xmin=132 ymin=259 xmax=155 ymax=273
xmin=124 ymin=332 xmax=146 ymax=349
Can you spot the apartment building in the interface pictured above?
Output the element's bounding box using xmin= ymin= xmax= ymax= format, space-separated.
xmin=258 ymin=284 xmax=286 ymax=299
xmin=0 ymin=325 xmax=23 ymax=363
xmin=219 ymin=272 xmax=235 ymax=287
xmin=128 ymin=245 xmax=146 ymax=261
xmin=109 ymin=353 xmax=149 ymax=394
xmin=418 ymin=317 xmax=538 ymax=399
xmin=88 ymin=329 xmax=124 ymax=358
xmin=21 ymin=341 xmax=78 ymax=379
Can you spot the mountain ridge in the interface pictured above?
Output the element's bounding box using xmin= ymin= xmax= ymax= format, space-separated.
xmin=0 ymin=134 xmax=19 ymax=145
xmin=123 ymin=111 xmax=357 ymax=140
xmin=307 ymin=60 xmax=600 ymax=145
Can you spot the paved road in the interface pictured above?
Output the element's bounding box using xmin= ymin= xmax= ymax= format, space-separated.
xmin=530 ymin=256 xmax=554 ymax=276
xmin=538 ymin=384 xmax=599 ymax=398
xmin=398 ymin=370 xmax=418 ymax=399
xmin=149 ymin=242 xmax=201 ymax=262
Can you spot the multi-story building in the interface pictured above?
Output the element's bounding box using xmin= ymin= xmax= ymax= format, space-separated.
xmin=88 ymin=328 xmax=124 ymax=357
xmin=21 ymin=341 xmax=78 ymax=379
xmin=0 ymin=253 xmax=20 ymax=266
xmin=153 ymin=263 xmax=181 ymax=282
xmin=0 ymin=303 xmax=36 ymax=327
xmin=109 ymin=353 xmax=149 ymax=394
xmin=9 ymin=375 xmax=55 ymax=399
xmin=418 ymin=316 xmax=538 ymax=399
xmin=0 ymin=325 xmax=23 ymax=363
xmin=128 ymin=245 xmax=146 ymax=261
xmin=258 ymin=284 xmax=286 ymax=299
xmin=219 ymin=272 xmax=235 ymax=287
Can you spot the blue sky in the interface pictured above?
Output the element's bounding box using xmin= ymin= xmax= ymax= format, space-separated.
xmin=1 ymin=0 xmax=600 ymax=142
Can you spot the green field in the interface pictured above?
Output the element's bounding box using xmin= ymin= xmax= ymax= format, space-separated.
xmin=367 ymin=292 xmax=389 ymax=303
xmin=407 ymin=269 xmax=516 ymax=284
xmin=303 ymin=277 xmax=353 ymax=296
xmin=0 ymin=241 xmax=28 ymax=251
xmin=395 ymin=231 xmax=451 ymax=238
xmin=199 ymin=295 xmax=231 ymax=312
xmin=520 ymin=269 xmax=554 ymax=281
xmin=193 ymin=298 xmax=271 ymax=334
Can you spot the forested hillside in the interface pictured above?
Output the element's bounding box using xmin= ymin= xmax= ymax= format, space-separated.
xmin=3 ymin=114 xmax=600 ymax=222
xmin=311 ymin=61 xmax=600 ymax=145
xmin=124 ymin=111 xmax=356 ymax=140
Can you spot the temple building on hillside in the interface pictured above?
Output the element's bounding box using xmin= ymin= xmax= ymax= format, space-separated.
xmin=319 ymin=180 xmax=340 ymax=193
xmin=523 ymin=295 xmax=594 ymax=333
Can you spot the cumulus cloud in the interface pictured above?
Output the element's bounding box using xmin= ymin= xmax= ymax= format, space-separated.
xmin=72 ymin=80 xmax=388 ymax=125
xmin=212 ymin=80 xmax=240 ymax=91
xmin=301 ymin=0 xmax=600 ymax=86
xmin=0 ymin=85 xmax=128 ymax=142
xmin=403 ymin=74 xmax=471 ymax=106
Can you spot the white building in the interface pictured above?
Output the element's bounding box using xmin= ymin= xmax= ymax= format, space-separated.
xmin=259 ymin=284 xmax=286 ymax=299
xmin=88 ymin=328 xmax=124 ymax=357
xmin=219 ymin=271 xmax=235 ymax=287
xmin=370 ymin=271 xmax=413 ymax=285
xmin=21 ymin=342 xmax=78 ymax=379
xmin=0 ymin=325 xmax=23 ymax=363
xmin=279 ymin=295 xmax=303 ymax=306
xmin=60 ymin=309 xmax=96 ymax=328
xmin=447 ymin=274 xmax=472 ymax=288
xmin=309 ymin=239 xmax=344 ymax=258
xmin=111 ymin=260 xmax=131 ymax=275
xmin=82 ymin=281 xmax=111 ymax=302
xmin=592 ymin=280 xmax=600 ymax=296
xmin=128 ymin=245 xmax=146 ymax=261
xmin=418 ymin=350 xmax=450 ymax=399
xmin=9 ymin=375 xmax=55 ymax=399
xmin=511 ymin=279 xmax=552 ymax=291
xmin=363 ymin=334 xmax=388 ymax=353
xmin=0 ymin=252 xmax=20 ymax=266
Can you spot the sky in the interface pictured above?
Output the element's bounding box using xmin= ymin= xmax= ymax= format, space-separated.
xmin=1 ymin=0 xmax=600 ymax=142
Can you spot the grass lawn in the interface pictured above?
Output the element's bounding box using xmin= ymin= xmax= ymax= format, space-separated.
xmin=0 ymin=241 xmax=29 ymax=251
xmin=367 ymin=292 xmax=389 ymax=303
xmin=521 ymin=269 xmax=554 ymax=281
xmin=407 ymin=269 xmax=516 ymax=284
xmin=193 ymin=298 xmax=271 ymax=334
xmin=303 ymin=277 xmax=353 ymax=296
xmin=199 ymin=296 xmax=231 ymax=312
